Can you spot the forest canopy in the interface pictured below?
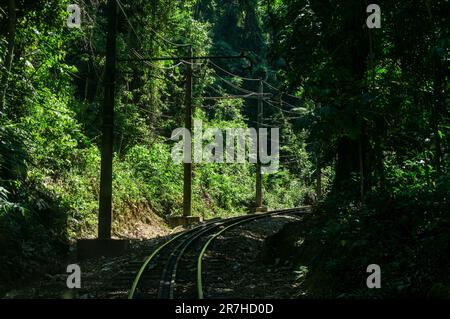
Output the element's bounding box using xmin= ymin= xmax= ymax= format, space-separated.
xmin=0 ymin=0 xmax=449 ymax=298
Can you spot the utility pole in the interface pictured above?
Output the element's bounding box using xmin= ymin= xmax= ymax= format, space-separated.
xmin=98 ymin=0 xmax=117 ymax=239
xmin=121 ymin=51 xmax=251 ymax=224
xmin=255 ymin=80 xmax=263 ymax=211
xmin=183 ymin=46 xmax=193 ymax=217
xmin=78 ymin=0 xmax=127 ymax=259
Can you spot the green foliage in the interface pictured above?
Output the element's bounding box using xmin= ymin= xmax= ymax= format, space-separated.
xmin=272 ymin=0 xmax=449 ymax=192
xmin=0 ymin=0 xmax=313 ymax=288
xmin=120 ymin=144 xmax=183 ymax=216
xmin=296 ymin=179 xmax=450 ymax=298
xmin=268 ymin=0 xmax=449 ymax=298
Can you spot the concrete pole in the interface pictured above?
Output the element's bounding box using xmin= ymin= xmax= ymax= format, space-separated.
xmin=98 ymin=0 xmax=117 ymax=239
xmin=183 ymin=46 xmax=193 ymax=217
xmin=255 ymin=80 xmax=263 ymax=209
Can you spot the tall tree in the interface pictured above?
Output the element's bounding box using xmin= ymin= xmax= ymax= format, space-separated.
xmin=0 ymin=0 xmax=16 ymax=113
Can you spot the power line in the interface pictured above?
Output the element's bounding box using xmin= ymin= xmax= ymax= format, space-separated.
xmin=207 ymin=60 xmax=260 ymax=82
xmin=119 ymin=54 xmax=249 ymax=62
xmin=201 ymin=93 xmax=266 ymax=100
xmin=205 ymin=83 xmax=225 ymax=95
xmin=263 ymin=99 xmax=305 ymax=115
xmin=180 ymin=59 xmax=205 ymax=66
xmin=116 ymin=0 xmax=141 ymax=42
xmin=262 ymin=80 xmax=304 ymax=101
xmin=116 ymin=0 xmax=190 ymax=49
xmin=109 ymin=7 xmax=302 ymax=124
xmin=262 ymin=80 xmax=280 ymax=92
xmin=245 ymin=119 xmax=273 ymax=128
xmin=117 ymin=0 xmax=179 ymax=72
xmin=131 ymin=48 xmax=183 ymax=70
xmin=145 ymin=25 xmax=190 ymax=49
xmin=212 ymin=70 xmax=259 ymax=95
xmin=204 ymin=62 xmax=303 ymax=110
xmin=266 ymin=98 xmax=303 ymax=111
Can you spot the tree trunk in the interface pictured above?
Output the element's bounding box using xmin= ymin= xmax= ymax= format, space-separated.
xmin=1 ymin=0 xmax=17 ymax=113
xmin=315 ymin=149 xmax=322 ymax=199
xmin=331 ymin=2 xmax=372 ymax=197
xmin=432 ymin=52 xmax=444 ymax=175
xmin=334 ymin=136 xmax=360 ymax=191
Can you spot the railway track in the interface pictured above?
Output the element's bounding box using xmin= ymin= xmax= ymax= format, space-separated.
xmin=127 ymin=207 xmax=309 ymax=299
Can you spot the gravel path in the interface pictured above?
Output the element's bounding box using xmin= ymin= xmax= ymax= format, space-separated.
xmin=4 ymin=214 xmax=305 ymax=299
xmin=202 ymin=214 xmax=304 ymax=299
xmin=3 ymin=230 xmax=176 ymax=299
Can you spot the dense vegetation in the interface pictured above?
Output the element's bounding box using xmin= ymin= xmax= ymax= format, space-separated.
xmin=0 ymin=0 xmax=314 ymax=286
xmin=266 ymin=0 xmax=450 ymax=297
xmin=1 ymin=0 xmax=449 ymax=297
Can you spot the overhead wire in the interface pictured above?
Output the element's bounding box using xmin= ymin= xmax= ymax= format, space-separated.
xmin=264 ymin=99 xmax=305 ymax=115
xmin=207 ymin=60 xmax=260 ymax=82
xmin=117 ymin=0 xmax=190 ymax=49
xmin=212 ymin=71 xmax=259 ymax=95
xmin=116 ymin=1 xmax=186 ymax=71
xmin=201 ymin=93 xmax=262 ymax=100
xmin=113 ymin=5 xmax=302 ymax=131
xmin=205 ymin=63 xmax=304 ymax=121
xmin=116 ymin=0 xmax=191 ymax=76
xmin=116 ymin=0 xmax=142 ymax=42
xmin=262 ymin=80 xmax=304 ymax=101
xmin=267 ymin=97 xmax=302 ymax=111
xmin=130 ymin=48 xmax=184 ymax=70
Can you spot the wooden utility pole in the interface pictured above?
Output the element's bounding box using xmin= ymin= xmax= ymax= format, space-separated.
xmin=183 ymin=46 xmax=193 ymax=217
xmin=255 ymin=80 xmax=263 ymax=210
xmin=98 ymin=0 xmax=117 ymax=239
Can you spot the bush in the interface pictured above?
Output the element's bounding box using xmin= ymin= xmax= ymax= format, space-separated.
xmin=289 ymin=179 xmax=450 ymax=298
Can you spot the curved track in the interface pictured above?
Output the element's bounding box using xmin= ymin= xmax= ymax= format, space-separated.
xmin=128 ymin=207 xmax=308 ymax=299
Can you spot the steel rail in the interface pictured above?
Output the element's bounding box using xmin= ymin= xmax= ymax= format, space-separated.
xmin=128 ymin=208 xmax=309 ymax=299
xmin=128 ymin=214 xmax=254 ymax=299
xmin=127 ymin=222 xmax=209 ymax=299
xmin=197 ymin=207 xmax=309 ymax=299
xmin=159 ymin=214 xmax=264 ymax=298
xmin=158 ymin=223 xmax=223 ymax=298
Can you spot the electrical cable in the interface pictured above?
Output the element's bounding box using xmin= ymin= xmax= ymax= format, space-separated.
xmin=131 ymin=48 xmax=183 ymax=70
xmin=262 ymin=80 xmax=304 ymax=101
xmin=117 ymin=0 xmax=190 ymax=49
xmin=207 ymin=60 xmax=260 ymax=82
xmin=263 ymin=99 xmax=305 ymax=115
